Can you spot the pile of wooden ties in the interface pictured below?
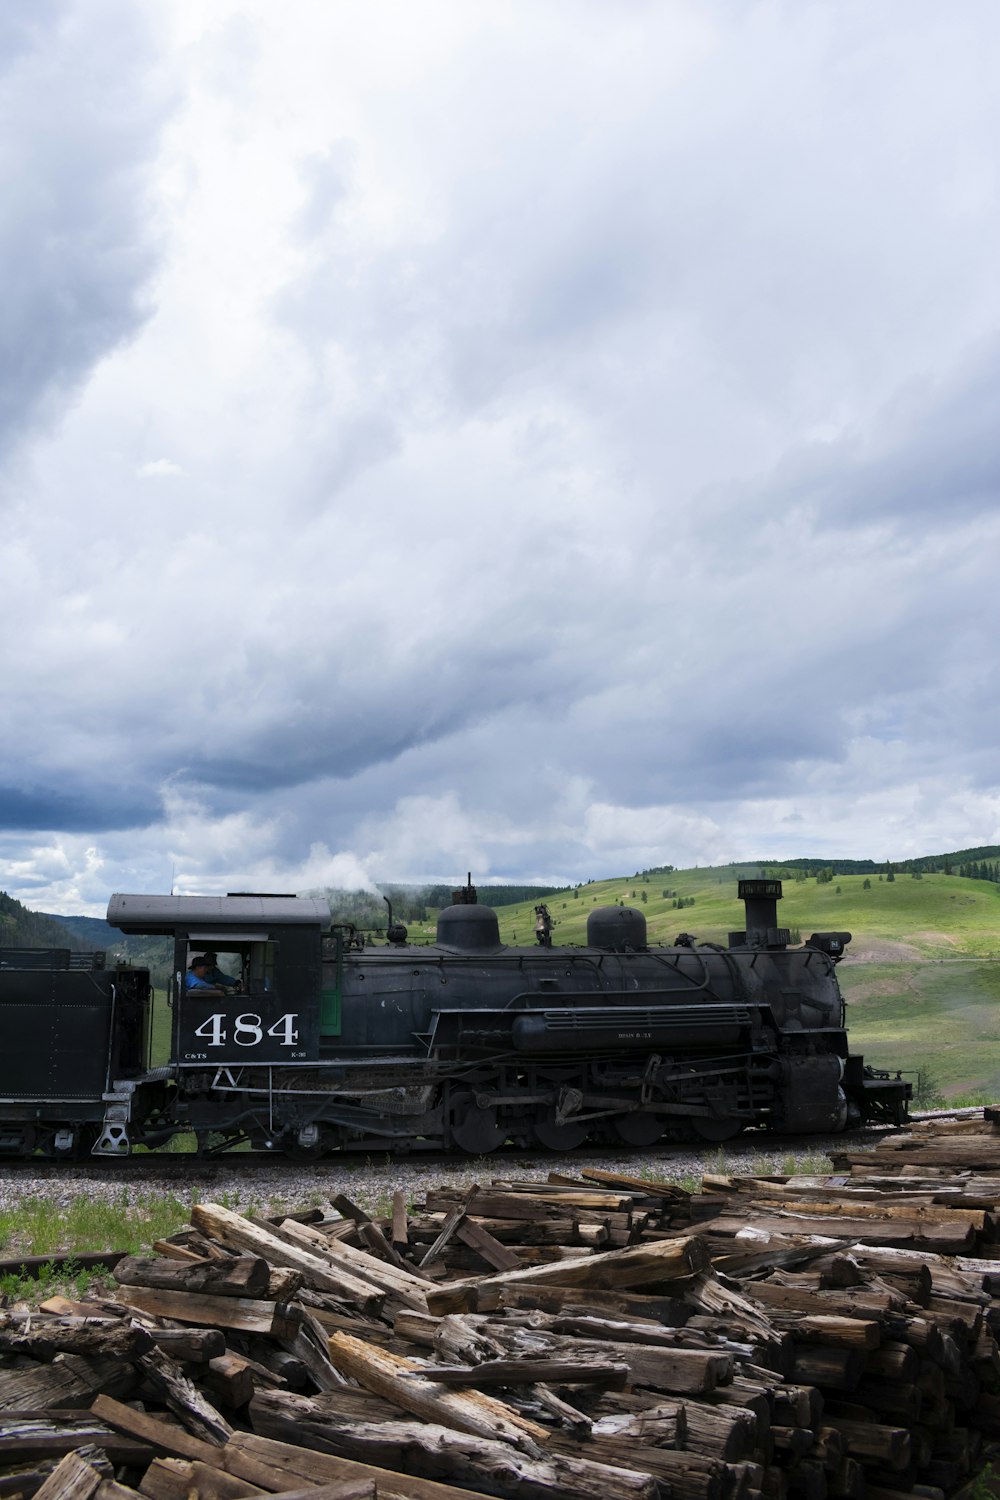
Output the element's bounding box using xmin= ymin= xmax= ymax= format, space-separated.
xmin=3 ymin=1112 xmax=1000 ymax=1499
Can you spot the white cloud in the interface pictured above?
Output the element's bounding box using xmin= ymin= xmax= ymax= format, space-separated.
xmin=137 ymin=458 xmax=186 ymax=478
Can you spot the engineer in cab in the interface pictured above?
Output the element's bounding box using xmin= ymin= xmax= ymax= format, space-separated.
xmin=185 ymin=954 xmax=240 ymax=995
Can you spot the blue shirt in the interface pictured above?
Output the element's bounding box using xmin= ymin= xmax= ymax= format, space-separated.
xmin=185 ymin=970 xmax=216 ymax=990
xmin=204 ymin=965 xmax=239 ymax=987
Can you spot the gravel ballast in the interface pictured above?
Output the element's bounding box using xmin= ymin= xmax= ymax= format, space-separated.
xmin=0 ymin=1126 xmax=894 ymax=1219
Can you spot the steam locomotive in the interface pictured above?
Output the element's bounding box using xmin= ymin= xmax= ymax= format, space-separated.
xmin=0 ymin=878 xmax=909 ymax=1158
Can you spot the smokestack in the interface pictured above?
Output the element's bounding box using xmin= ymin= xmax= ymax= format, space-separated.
xmin=451 ymin=873 xmax=478 ymax=906
xmin=731 ymin=878 xmax=790 ymax=949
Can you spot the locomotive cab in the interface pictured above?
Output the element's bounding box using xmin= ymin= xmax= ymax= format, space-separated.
xmin=107 ymin=894 xmax=330 ymax=1068
xmin=170 ymin=923 xmax=321 ymax=1065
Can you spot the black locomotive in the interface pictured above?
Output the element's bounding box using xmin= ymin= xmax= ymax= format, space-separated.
xmin=0 ymin=878 xmax=909 ymax=1158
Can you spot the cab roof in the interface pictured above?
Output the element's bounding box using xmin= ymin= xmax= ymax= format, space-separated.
xmin=107 ymin=893 xmax=332 ymax=937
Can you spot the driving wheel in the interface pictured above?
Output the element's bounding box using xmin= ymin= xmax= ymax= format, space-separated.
xmin=613 ymin=1111 xmax=664 ymax=1146
xmin=450 ymin=1091 xmax=506 ymax=1154
xmin=532 ymin=1109 xmax=588 ymax=1150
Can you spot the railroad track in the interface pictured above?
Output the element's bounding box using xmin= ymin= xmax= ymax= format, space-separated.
xmin=0 ymin=1121 xmax=906 ymax=1179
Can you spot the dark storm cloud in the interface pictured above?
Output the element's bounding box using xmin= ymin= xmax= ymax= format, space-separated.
xmin=0 ymin=2 xmax=166 ymax=458
xmin=151 ymin=632 xmax=585 ymax=802
xmin=0 ymin=781 xmax=158 ymax=834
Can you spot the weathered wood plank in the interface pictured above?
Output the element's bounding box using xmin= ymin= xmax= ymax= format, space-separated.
xmin=90 ymin=1393 xmax=224 ymax=1464
xmin=822 ymin=1414 xmax=912 ymax=1470
xmin=391 ymin=1190 xmax=410 ymax=1254
xmin=113 ymin=1286 xmax=302 ymax=1339
xmin=326 ymin=1330 xmax=548 ymax=1450
xmin=495 ymin=1282 xmax=690 ymax=1321
xmin=114 ymin=1253 xmax=271 ymax=1298
xmin=149 ymin=1326 xmax=227 ymax=1363
xmin=279 ymin=1308 xmax=351 ymax=1392
xmin=249 ymin=1391 xmax=659 ymax=1500
xmin=408 ymin=1358 xmax=630 ymax=1388
xmin=0 ymin=1410 xmax=152 ymax=1465
xmin=426 ymin=1233 xmax=707 ymax=1314
xmin=137 ymin=1344 xmax=233 ymax=1444
xmin=454 ymin=1218 xmax=523 ymax=1271
xmin=223 ymin=1428 xmax=518 ymax=1499
xmin=273 ymin=1217 xmax=430 ymax=1310
xmin=419 ymin=1206 xmax=469 ymax=1270
xmin=0 ymin=1353 xmax=137 ymax=1411
xmin=203 ymin=1352 xmax=258 ymax=1410
xmin=189 ymin=1204 xmax=386 ymax=1310
xmin=0 ymin=1313 xmax=153 ymax=1361
xmin=32 ymin=1448 xmax=110 ymax=1500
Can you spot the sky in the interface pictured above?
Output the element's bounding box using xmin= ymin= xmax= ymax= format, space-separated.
xmin=2 ymin=1 xmax=1000 ymax=916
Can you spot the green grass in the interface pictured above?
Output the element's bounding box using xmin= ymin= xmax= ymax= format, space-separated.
xmin=0 ymin=1182 xmax=331 ymax=1305
xmin=0 ymin=1192 xmax=191 ymax=1259
xmin=0 ymin=1257 xmax=115 ymax=1304
xmin=0 ymin=1192 xmax=194 ymax=1304
xmin=148 ymin=987 xmax=171 ymax=1066
xmin=842 ymin=958 xmax=1000 ymax=1101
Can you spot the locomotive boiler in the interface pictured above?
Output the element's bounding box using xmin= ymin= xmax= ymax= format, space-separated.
xmin=0 ymin=878 xmax=910 ymax=1158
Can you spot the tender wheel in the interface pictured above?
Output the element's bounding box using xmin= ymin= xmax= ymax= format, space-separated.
xmin=613 ymin=1112 xmax=664 ymax=1146
xmin=450 ymin=1091 xmax=506 ymax=1154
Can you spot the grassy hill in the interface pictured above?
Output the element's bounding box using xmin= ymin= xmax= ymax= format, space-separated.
xmin=408 ymin=865 xmax=1000 ymax=955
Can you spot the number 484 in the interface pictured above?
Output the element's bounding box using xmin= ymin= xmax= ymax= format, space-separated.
xmin=193 ymin=1012 xmax=300 ymax=1047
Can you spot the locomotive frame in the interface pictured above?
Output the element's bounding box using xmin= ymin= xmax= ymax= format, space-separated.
xmin=0 ymin=878 xmax=911 ymax=1159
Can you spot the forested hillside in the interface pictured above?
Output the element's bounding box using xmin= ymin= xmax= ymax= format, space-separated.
xmin=308 ymin=882 xmax=561 ymax=930
xmin=42 ymin=912 xmax=172 ymax=981
xmin=0 ymin=892 xmax=86 ymax=950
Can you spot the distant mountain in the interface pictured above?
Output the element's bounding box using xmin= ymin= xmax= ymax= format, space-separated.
xmin=39 ymin=912 xmax=172 ymax=982
xmin=44 ymin=912 xmax=120 ymax=947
